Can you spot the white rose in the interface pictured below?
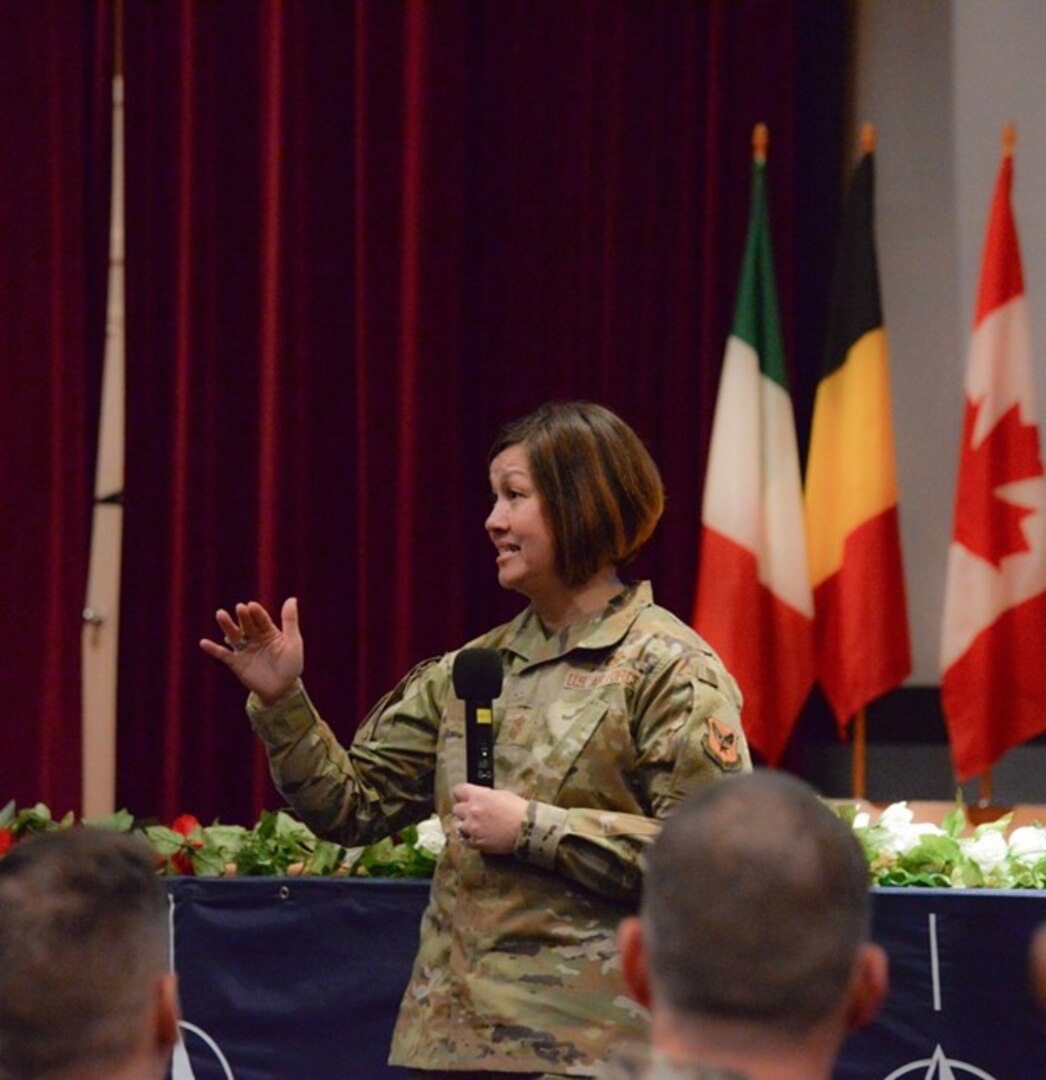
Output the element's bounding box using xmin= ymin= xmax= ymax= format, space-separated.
xmin=876 ymin=803 xmax=943 ymax=855
xmin=415 ymin=815 xmax=447 ymax=857
xmin=853 ymin=812 xmax=871 ymax=830
xmin=1008 ymin=825 xmax=1046 ymax=865
xmin=964 ymin=831 xmax=1009 ymax=874
xmin=878 ymin=802 xmax=913 ymax=828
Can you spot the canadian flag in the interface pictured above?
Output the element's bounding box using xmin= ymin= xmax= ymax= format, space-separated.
xmin=940 ymin=132 xmax=1046 ymax=781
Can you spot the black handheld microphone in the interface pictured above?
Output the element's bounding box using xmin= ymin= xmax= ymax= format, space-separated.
xmin=452 ymin=648 xmax=503 ymax=787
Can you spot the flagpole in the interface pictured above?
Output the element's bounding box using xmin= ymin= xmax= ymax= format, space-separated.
xmin=851 ymin=708 xmax=867 ymax=799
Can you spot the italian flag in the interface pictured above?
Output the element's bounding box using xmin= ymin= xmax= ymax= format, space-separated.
xmin=804 ymin=133 xmax=911 ymax=735
xmin=693 ymin=127 xmax=814 ymax=766
xmin=941 ymin=132 xmax=1046 ymax=781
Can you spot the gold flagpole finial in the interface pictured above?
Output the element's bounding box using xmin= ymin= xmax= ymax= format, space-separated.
xmin=752 ymin=122 xmax=768 ymax=164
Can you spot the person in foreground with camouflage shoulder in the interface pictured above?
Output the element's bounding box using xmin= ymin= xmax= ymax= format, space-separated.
xmin=201 ymin=400 xmax=750 ymax=1079
xmin=610 ymin=770 xmax=887 ymax=1080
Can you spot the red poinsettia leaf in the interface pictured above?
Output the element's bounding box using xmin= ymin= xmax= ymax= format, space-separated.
xmin=955 ymin=400 xmax=1044 ymax=568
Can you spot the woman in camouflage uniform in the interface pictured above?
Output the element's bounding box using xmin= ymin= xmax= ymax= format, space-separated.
xmin=202 ymin=401 xmax=751 ymax=1080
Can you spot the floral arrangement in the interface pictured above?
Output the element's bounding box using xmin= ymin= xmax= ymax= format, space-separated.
xmin=0 ymin=800 xmax=445 ymax=879
xmin=835 ymin=799 xmax=1046 ymax=889
xmin=3 ymin=796 xmax=1045 ymax=887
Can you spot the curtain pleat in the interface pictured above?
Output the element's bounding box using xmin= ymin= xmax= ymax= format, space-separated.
xmin=99 ymin=0 xmax=849 ymax=823
xmin=0 ymin=2 xmax=111 ymax=814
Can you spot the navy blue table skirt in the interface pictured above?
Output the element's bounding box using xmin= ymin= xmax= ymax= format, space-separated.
xmin=165 ymin=879 xmax=1045 ymax=1079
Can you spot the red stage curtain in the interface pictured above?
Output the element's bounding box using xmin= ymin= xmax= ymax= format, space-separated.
xmin=113 ymin=0 xmax=848 ymax=823
xmin=0 ymin=2 xmax=112 ymax=814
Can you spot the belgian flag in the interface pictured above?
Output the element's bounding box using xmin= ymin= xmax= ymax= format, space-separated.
xmin=804 ymin=126 xmax=911 ymax=734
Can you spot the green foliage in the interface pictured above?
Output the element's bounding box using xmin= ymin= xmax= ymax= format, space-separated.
xmin=0 ymin=800 xmax=440 ymax=879
xmin=347 ymin=823 xmax=438 ymax=879
xmin=4 ymin=793 xmax=1044 ymax=888
xmin=0 ymin=800 xmax=74 ymax=834
xmin=82 ymin=808 xmax=136 ymax=832
xmin=228 ymin=811 xmax=344 ymax=877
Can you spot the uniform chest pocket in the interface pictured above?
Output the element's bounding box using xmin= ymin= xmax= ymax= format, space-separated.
xmin=495 ymin=697 xmax=612 ymax=802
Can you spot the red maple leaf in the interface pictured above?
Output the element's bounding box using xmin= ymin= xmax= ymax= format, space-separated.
xmin=955 ymin=400 xmax=1044 ymax=567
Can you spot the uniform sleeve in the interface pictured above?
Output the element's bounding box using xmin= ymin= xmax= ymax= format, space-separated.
xmin=246 ymin=658 xmax=448 ymax=847
xmin=514 ymin=648 xmax=750 ymax=900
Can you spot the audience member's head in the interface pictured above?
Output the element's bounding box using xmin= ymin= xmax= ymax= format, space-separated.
xmin=0 ymin=827 xmax=179 ymax=1080
xmin=617 ymin=770 xmax=888 ymax=1080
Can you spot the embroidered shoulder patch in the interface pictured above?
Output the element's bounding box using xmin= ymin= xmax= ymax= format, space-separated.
xmin=564 ymin=668 xmax=637 ymax=690
xmin=701 ymin=716 xmax=742 ymax=771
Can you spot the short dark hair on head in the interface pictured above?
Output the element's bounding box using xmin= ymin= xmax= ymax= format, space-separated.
xmin=0 ymin=827 xmax=168 ymax=1078
xmin=642 ymin=771 xmax=872 ymax=1035
xmin=489 ymin=401 xmax=665 ymax=587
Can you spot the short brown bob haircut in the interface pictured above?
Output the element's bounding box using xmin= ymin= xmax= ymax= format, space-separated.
xmin=489 ymin=401 xmax=664 ymax=587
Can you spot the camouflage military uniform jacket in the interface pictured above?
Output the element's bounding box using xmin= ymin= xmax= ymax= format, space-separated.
xmin=247 ymin=581 xmax=749 ymax=1076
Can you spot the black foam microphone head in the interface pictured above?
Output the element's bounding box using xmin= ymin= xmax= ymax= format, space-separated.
xmin=452 ymin=648 xmax=503 ymax=701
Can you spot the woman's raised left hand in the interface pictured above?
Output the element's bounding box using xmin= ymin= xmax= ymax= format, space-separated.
xmin=199 ymin=597 xmax=303 ymax=705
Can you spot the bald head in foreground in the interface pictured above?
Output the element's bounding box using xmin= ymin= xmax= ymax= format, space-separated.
xmin=0 ymin=827 xmax=179 ymax=1080
xmin=615 ymin=770 xmax=888 ymax=1080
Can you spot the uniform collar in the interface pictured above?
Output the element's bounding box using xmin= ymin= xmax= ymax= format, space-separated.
xmin=495 ymin=580 xmax=653 ymax=667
